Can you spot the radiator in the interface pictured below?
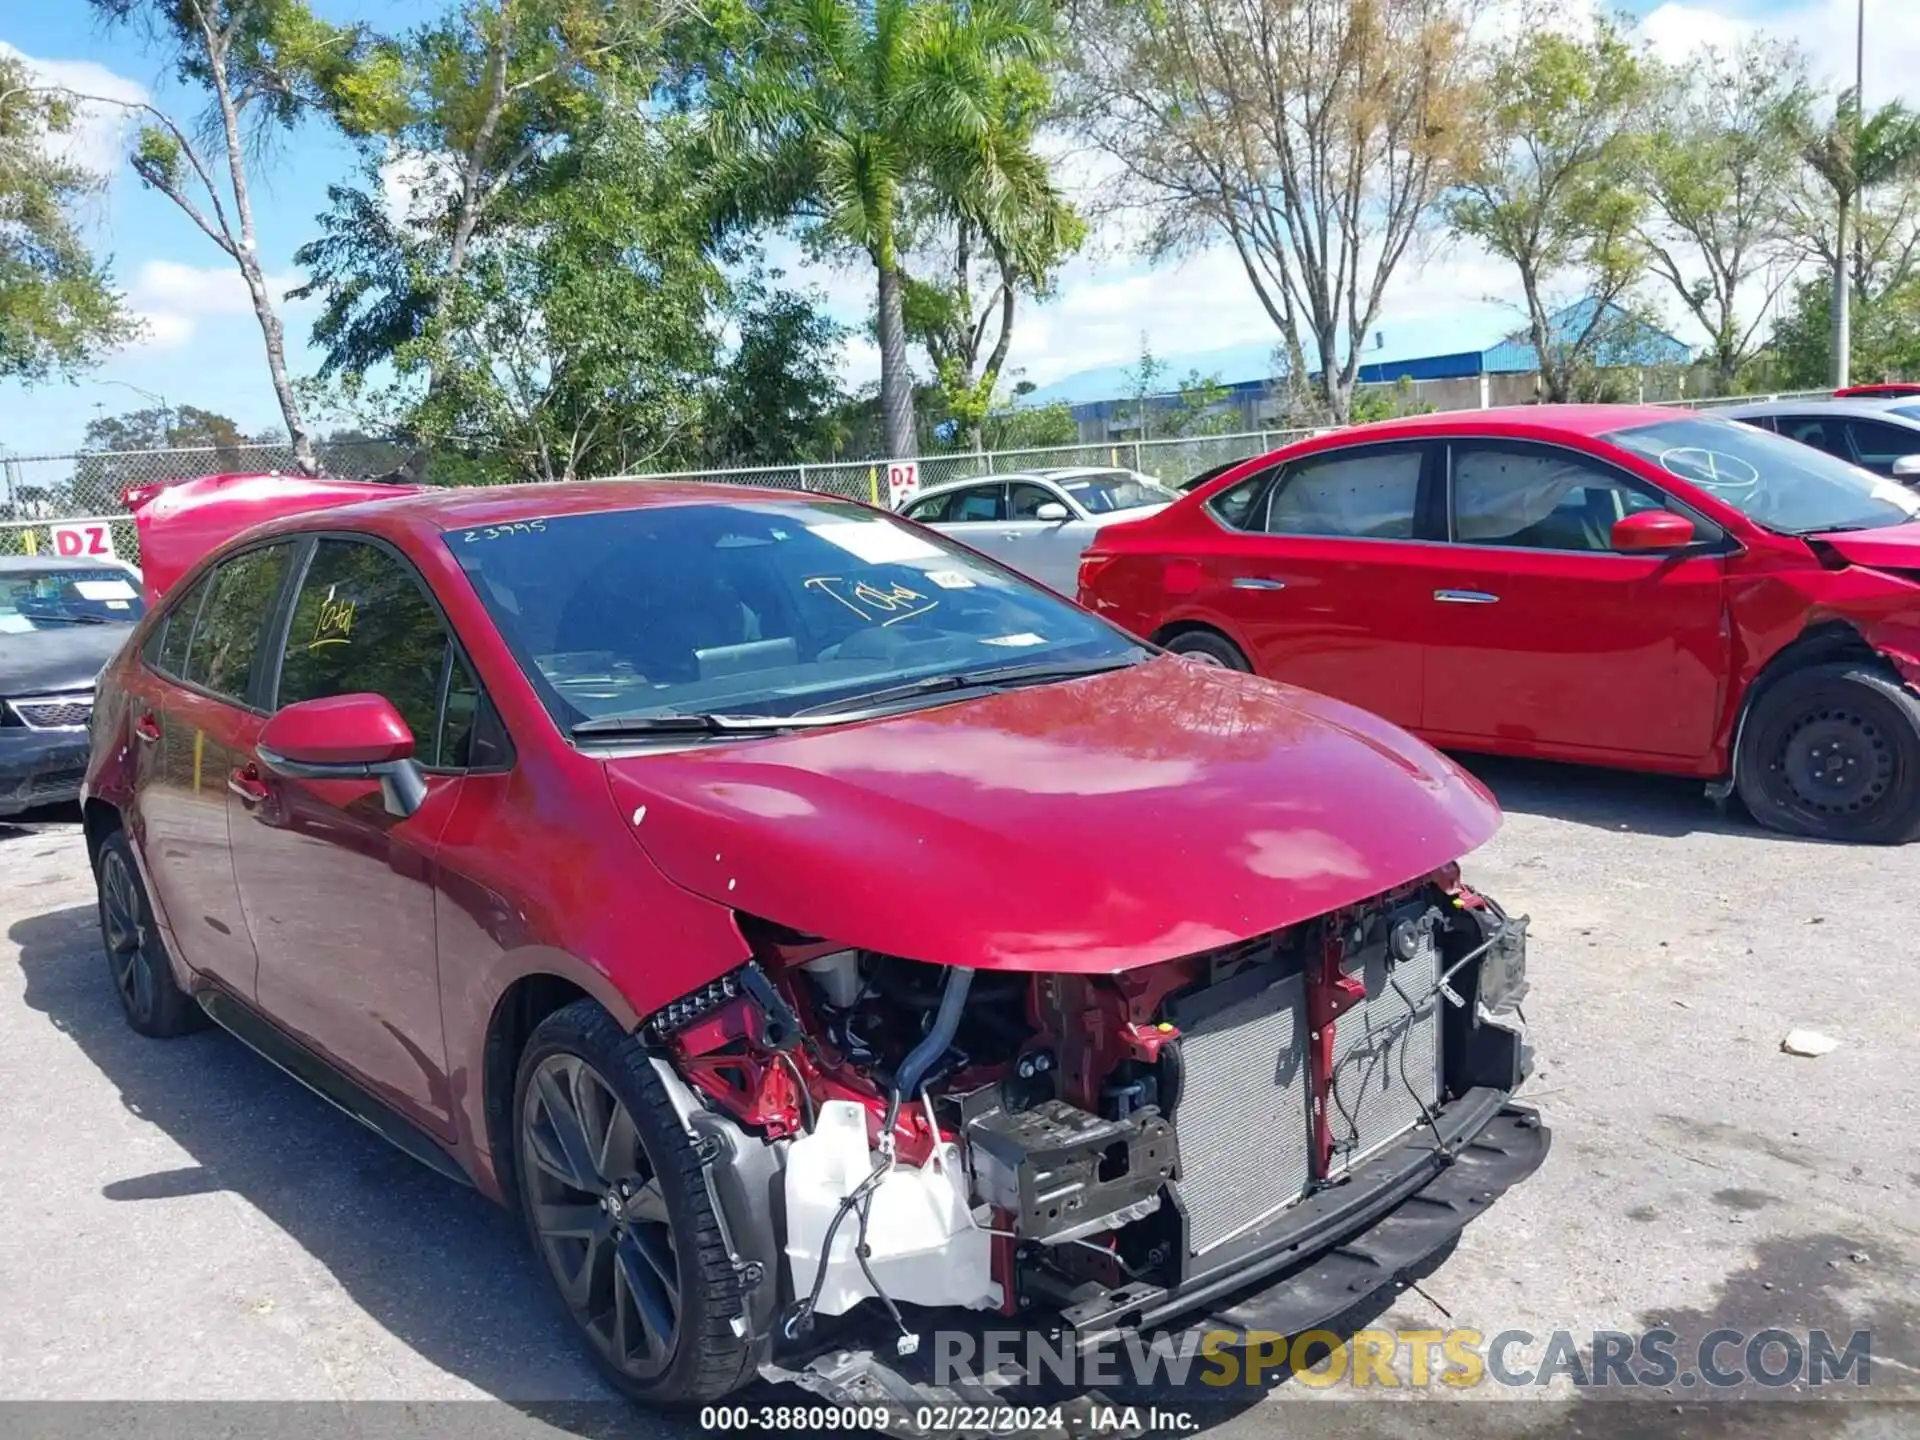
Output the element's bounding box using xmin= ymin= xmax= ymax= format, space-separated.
xmin=1327 ymin=930 xmax=1443 ymax=1176
xmin=1167 ymin=971 xmax=1314 ymax=1255
xmin=1167 ymin=931 xmax=1444 ymax=1257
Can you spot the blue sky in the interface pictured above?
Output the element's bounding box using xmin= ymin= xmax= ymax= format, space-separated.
xmin=1 ymin=0 xmax=1913 ymax=458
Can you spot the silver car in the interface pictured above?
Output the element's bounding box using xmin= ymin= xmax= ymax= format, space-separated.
xmin=1717 ymin=396 xmax=1920 ymax=486
xmin=897 ymin=467 xmax=1179 ymax=593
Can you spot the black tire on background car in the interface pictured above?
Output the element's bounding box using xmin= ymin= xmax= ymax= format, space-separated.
xmin=96 ymin=829 xmax=208 ymax=1038
xmin=512 ymin=999 xmax=754 ymax=1405
xmin=1735 ymin=662 xmax=1920 ymax=844
xmin=1162 ymin=629 xmax=1251 ymax=671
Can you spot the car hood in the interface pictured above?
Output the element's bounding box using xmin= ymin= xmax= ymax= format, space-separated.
xmin=1810 ymin=521 xmax=1920 ymax=573
xmin=0 ymin=623 xmax=131 ymax=694
xmin=604 ymin=657 xmax=1499 ymax=973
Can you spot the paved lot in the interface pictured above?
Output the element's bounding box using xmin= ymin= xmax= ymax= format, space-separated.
xmin=2 ymin=759 xmax=1918 ymax=1438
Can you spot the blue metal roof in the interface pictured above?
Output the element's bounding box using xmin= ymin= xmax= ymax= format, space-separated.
xmin=1017 ymin=300 xmax=1690 ymax=413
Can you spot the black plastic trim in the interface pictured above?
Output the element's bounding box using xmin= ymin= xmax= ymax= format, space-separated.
xmin=194 ymin=984 xmax=470 ymax=1188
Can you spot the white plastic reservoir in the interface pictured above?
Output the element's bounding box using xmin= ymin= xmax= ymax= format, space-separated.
xmin=784 ymin=1100 xmax=1001 ymax=1317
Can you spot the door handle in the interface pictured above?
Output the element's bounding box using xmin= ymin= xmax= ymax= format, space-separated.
xmin=1434 ymin=589 xmax=1500 ymax=605
xmin=227 ymin=767 xmax=271 ymax=805
xmin=1231 ymin=577 xmax=1287 ymax=591
xmin=133 ymin=713 xmax=161 ymax=744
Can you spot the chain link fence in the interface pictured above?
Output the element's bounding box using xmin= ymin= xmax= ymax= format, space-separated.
xmin=0 ymin=389 xmax=1836 ymax=566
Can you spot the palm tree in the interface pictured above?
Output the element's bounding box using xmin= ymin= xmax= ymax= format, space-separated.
xmin=1799 ymin=91 xmax=1920 ymax=387
xmin=702 ymin=0 xmax=1056 ymax=459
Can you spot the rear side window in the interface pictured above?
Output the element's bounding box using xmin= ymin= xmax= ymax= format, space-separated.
xmin=181 ymin=544 xmax=294 ymax=702
xmin=1205 ymin=469 xmax=1273 ymax=530
xmin=151 ymin=574 xmax=213 ymax=677
xmin=1266 ymin=450 xmax=1422 ymax=538
xmin=276 ymin=539 xmax=452 ymax=750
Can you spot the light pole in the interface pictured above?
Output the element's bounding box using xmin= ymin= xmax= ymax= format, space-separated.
xmin=1835 ymin=0 xmax=1866 ymax=389
xmin=93 ymin=380 xmax=174 ymax=438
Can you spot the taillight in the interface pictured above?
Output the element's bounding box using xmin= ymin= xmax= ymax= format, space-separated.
xmin=1076 ymin=552 xmax=1116 ymax=600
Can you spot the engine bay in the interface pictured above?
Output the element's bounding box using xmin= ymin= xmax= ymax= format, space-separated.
xmin=648 ymin=871 xmax=1532 ymax=1356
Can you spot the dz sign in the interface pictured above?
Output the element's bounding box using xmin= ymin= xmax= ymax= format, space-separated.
xmin=51 ymin=521 xmax=117 ymax=559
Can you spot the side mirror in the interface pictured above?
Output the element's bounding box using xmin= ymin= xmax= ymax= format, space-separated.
xmin=257 ymin=693 xmax=428 ymax=818
xmin=1610 ymin=509 xmax=1696 ymax=552
xmin=1033 ymin=501 xmax=1070 ymax=522
xmin=1891 ymin=454 xmax=1920 ymax=480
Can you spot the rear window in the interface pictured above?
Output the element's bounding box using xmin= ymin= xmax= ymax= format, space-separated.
xmin=447 ymin=499 xmax=1140 ymax=729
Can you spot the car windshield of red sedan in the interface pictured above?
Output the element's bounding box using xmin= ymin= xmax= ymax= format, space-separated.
xmin=1605 ymin=417 xmax=1920 ymax=535
xmin=447 ymin=498 xmax=1145 ymax=733
xmin=0 ymin=566 xmax=145 ymax=633
xmin=1059 ymin=472 xmax=1180 ymax=513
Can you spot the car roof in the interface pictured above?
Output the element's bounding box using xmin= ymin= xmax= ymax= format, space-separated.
xmin=242 ymin=477 xmax=864 ymax=543
xmin=1324 ymin=403 xmax=1688 ymax=439
xmin=1713 ymin=397 xmax=1920 ymax=421
xmin=907 ymin=467 xmax=1144 ymax=500
xmin=0 ymin=554 xmax=130 ymax=576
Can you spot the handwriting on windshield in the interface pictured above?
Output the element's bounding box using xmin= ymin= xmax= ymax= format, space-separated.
xmin=803 ymin=575 xmax=939 ymax=626
xmin=459 ymin=520 xmax=548 ymax=543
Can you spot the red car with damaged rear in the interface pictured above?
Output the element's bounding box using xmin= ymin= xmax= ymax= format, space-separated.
xmin=82 ymin=478 xmax=1543 ymax=1417
xmin=1079 ymin=405 xmax=1920 ymax=844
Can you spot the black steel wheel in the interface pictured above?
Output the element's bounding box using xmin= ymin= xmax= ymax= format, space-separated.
xmin=96 ymin=829 xmax=206 ymax=1037
xmin=1736 ymin=662 xmax=1920 ymax=844
xmin=511 ymin=1000 xmax=754 ymax=1404
xmin=1162 ymin=629 xmax=1251 ymax=671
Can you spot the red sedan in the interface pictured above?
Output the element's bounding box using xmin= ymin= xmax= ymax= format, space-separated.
xmin=82 ymin=479 xmax=1543 ymax=1414
xmin=1078 ymin=405 xmax=1920 ymax=844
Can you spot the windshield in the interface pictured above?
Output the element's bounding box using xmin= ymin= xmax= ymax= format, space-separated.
xmin=448 ymin=498 xmax=1144 ymax=732
xmin=0 ymin=567 xmax=144 ymax=633
xmin=1605 ymin=417 xmax=1920 ymax=535
xmin=1058 ymin=472 xmax=1179 ymax=514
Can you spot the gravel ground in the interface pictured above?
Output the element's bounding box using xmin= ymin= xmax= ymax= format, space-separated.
xmin=2 ymin=757 xmax=1917 ymax=1439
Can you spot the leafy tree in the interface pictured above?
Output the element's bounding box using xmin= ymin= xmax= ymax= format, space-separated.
xmin=71 ymin=403 xmax=248 ymax=510
xmin=1791 ymin=92 xmax=1920 ymax=387
xmin=983 ymin=392 xmax=1078 ymax=450
xmin=700 ymin=0 xmax=1061 ymax=459
xmin=1761 ymin=273 xmax=1920 ymax=390
xmin=1067 ymin=0 xmax=1481 ymax=424
xmin=704 ymin=279 xmax=850 ymax=467
xmin=79 ymin=0 xmax=395 ymax=475
xmin=1448 ymin=19 xmax=1655 ymax=403
xmin=1119 ymin=334 xmax=1167 ymax=437
xmin=1639 ymin=39 xmax=1810 ymax=392
xmin=293 ymin=0 xmax=668 ymax=475
xmin=0 ymin=59 xmax=142 ymax=382
xmin=1349 ymin=376 xmax=1436 ymax=424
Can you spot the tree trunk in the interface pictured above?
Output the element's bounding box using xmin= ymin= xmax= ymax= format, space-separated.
xmin=1830 ymin=196 xmax=1851 ymax=389
xmin=875 ymin=253 xmax=915 ymax=459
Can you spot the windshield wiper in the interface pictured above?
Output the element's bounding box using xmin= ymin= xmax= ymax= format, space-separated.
xmin=571 ymin=711 xmax=843 ymax=739
xmin=794 ymin=651 xmax=1146 ymax=718
xmin=17 ymin=611 xmax=110 ymax=626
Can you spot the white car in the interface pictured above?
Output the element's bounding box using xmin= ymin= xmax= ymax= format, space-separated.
xmin=897 ymin=467 xmax=1180 ymax=593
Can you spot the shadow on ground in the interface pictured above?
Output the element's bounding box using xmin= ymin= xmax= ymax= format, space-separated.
xmin=1452 ymin=755 xmax=1838 ymax=845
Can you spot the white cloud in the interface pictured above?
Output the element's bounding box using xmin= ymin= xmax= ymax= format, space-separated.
xmin=122 ymin=259 xmax=303 ymax=351
xmin=1641 ymin=0 xmax=1920 ymax=106
xmin=0 ymin=43 xmax=147 ymax=179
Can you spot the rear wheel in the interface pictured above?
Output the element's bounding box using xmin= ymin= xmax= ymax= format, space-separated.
xmin=96 ymin=830 xmax=206 ymax=1038
xmin=512 ymin=999 xmax=754 ymax=1405
xmin=1736 ymin=663 xmax=1920 ymax=844
xmin=1161 ymin=629 xmax=1251 ymax=671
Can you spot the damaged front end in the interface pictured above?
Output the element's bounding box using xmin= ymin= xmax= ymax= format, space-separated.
xmin=642 ymin=872 xmax=1547 ymax=1424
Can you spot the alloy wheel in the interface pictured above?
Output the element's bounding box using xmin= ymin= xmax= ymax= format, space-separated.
xmin=101 ymin=850 xmax=156 ymax=1021
xmin=521 ymin=1054 xmax=679 ymax=1380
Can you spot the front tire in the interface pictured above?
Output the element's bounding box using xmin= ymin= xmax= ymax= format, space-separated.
xmin=512 ymin=1000 xmax=754 ymax=1405
xmin=1735 ymin=662 xmax=1920 ymax=844
xmin=1162 ymin=629 xmax=1251 ymax=671
xmin=96 ymin=829 xmax=206 ymax=1038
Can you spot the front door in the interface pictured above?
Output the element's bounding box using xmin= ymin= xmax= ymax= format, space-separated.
xmin=1001 ymin=481 xmax=1093 ymax=594
xmin=232 ymin=536 xmax=476 ymax=1138
xmin=132 ymin=543 xmax=296 ymax=992
xmin=1418 ymin=440 xmax=1729 ymax=761
xmin=1207 ymin=442 xmax=1435 ymax=729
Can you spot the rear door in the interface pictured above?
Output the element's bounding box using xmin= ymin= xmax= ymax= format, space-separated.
xmin=1417 ymin=440 xmax=1729 ymax=762
xmin=133 ymin=542 xmax=299 ymax=993
xmin=1204 ymin=441 xmax=1436 ymax=728
xmin=232 ymin=535 xmax=502 ymax=1138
